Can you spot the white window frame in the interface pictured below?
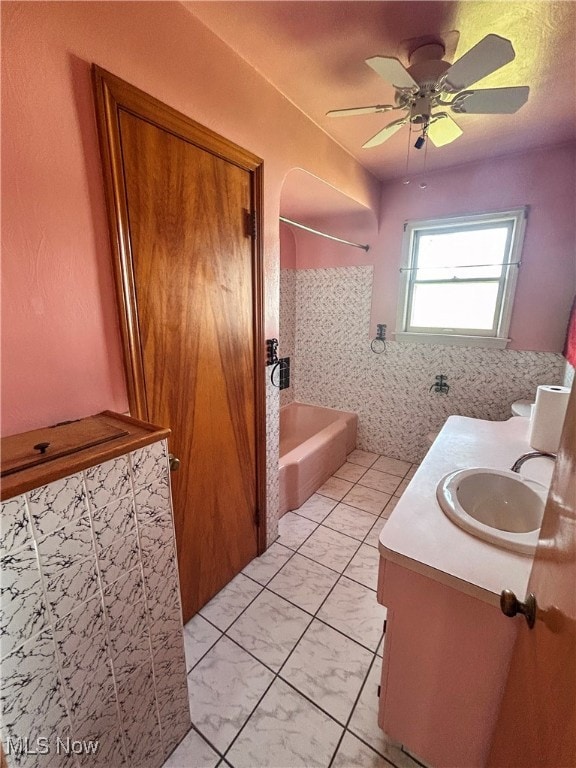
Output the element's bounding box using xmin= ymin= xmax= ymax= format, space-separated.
xmin=395 ymin=208 xmax=527 ymax=349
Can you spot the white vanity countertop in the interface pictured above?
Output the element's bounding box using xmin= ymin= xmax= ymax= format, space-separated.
xmin=379 ymin=416 xmax=554 ymax=608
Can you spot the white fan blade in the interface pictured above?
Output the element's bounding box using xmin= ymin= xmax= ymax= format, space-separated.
xmin=451 ymin=86 xmax=529 ymax=114
xmin=362 ymin=119 xmax=407 ymax=149
xmin=326 ymin=104 xmax=394 ymax=118
xmin=442 ymin=34 xmax=515 ymax=93
xmin=427 ymin=115 xmax=463 ymax=147
xmin=365 ymin=56 xmax=418 ymax=89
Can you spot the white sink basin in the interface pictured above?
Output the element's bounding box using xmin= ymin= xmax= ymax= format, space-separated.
xmin=436 ymin=468 xmax=547 ymax=555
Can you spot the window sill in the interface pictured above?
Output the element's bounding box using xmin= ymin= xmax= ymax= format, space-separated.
xmin=394 ymin=332 xmax=510 ymax=349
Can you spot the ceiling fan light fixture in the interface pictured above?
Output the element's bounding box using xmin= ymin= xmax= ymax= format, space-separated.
xmin=330 ymin=33 xmax=529 ymax=151
xmin=410 ymin=95 xmax=432 ymax=124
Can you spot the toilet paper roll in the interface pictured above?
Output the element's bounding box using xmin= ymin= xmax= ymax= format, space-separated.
xmin=528 ymin=385 xmax=571 ymax=453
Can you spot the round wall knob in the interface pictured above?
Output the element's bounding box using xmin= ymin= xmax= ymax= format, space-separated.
xmin=500 ymin=589 xmax=537 ymax=629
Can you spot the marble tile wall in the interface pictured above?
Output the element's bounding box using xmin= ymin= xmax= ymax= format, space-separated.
xmin=279 ymin=269 xmax=296 ymax=408
xmin=291 ymin=266 xmax=565 ymax=463
xmin=0 ymin=440 xmax=191 ymax=768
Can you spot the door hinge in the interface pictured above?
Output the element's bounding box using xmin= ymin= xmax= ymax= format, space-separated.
xmin=244 ymin=209 xmax=256 ymax=239
xmin=254 ymin=507 xmax=260 ymax=526
xmin=383 ymin=619 xmax=387 ymax=634
xmin=377 ymin=684 xmax=381 ymax=698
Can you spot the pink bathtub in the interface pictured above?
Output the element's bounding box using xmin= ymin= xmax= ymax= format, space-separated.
xmin=279 ymin=402 xmax=358 ymax=516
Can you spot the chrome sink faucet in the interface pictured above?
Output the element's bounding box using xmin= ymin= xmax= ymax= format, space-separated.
xmin=510 ymin=450 xmax=557 ymax=473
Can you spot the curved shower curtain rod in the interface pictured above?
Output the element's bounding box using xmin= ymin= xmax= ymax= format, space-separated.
xmin=279 ymin=216 xmax=370 ymax=252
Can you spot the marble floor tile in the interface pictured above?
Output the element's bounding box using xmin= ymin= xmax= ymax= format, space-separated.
xmin=364 ymin=517 xmax=386 ymax=549
xmin=267 ymin=554 xmax=339 ymax=614
xmin=333 ymin=462 xmax=368 ymax=483
xmin=381 ymin=497 xmax=399 ymax=519
xmin=343 ymin=544 xmax=380 ymax=591
xmin=227 ymin=590 xmax=311 ymax=671
xmin=341 ymin=485 xmax=391 ymax=516
xmin=163 ymin=726 xmax=219 ymax=768
xmin=280 ymin=619 xmax=372 ymax=725
xmin=156 ymin=450 xmax=423 ymax=768
xmin=183 ymin=614 xmax=222 ymax=672
xmin=276 ymin=512 xmax=318 ymax=550
xmin=357 ymin=469 xmax=402 ymax=496
xmin=332 ymin=732 xmax=396 ymax=768
xmin=371 ymin=456 xmax=412 ymax=478
xmin=322 ymin=503 xmax=378 ymax=541
xmin=394 ymin=477 xmax=411 ymax=497
xmin=242 ymin=542 xmax=293 ymax=585
xmin=316 ymin=476 xmax=354 ymax=502
xmin=199 ymin=573 xmax=262 ymax=632
xmin=293 ymin=494 xmax=337 ymax=523
xmin=349 ymin=661 xmax=419 ymax=768
xmin=317 ymin=577 xmax=385 ymax=651
xmin=346 ymin=449 xmax=379 ymax=468
xmin=225 ymin=678 xmax=343 ymax=768
xmin=297 ymin=526 xmax=359 ymax=573
xmin=187 ymin=636 xmax=274 ymax=753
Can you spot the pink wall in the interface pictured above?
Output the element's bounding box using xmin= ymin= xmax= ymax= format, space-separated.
xmin=1 ymin=1 xmax=380 ymax=436
xmin=279 ymin=224 xmax=297 ymax=270
xmin=291 ymin=209 xmax=377 ymax=270
xmin=294 ymin=144 xmax=576 ymax=352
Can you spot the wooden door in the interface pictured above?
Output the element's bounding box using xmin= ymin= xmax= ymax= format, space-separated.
xmin=488 ymin=382 xmax=576 ymax=766
xmin=92 ymin=67 xmax=265 ymax=621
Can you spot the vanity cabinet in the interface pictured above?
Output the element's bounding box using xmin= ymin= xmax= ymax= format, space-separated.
xmin=375 ymin=415 xmax=549 ymax=768
xmin=377 ymin=559 xmax=517 ymax=768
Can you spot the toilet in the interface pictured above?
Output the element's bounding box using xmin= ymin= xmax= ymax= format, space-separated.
xmin=511 ymin=398 xmax=534 ymax=418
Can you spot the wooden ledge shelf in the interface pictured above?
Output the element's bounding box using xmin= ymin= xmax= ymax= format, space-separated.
xmin=1 ymin=411 xmax=170 ymax=501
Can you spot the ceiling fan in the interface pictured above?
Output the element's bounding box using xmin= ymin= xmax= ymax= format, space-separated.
xmin=327 ymin=34 xmax=530 ymax=150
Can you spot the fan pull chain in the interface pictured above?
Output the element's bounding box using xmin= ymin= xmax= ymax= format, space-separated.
xmin=419 ymin=126 xmax=429 ymax=189
xmin=403 ymin=122 xmax=413 ymax=184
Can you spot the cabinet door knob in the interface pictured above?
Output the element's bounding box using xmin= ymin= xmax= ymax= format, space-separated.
xmin=500 ymin=589 xmax=537 ymax=629
xmin=169 ymin=454 xmax=180 ymax=472
xmin=33 ymin=442 xmax=51 ymax=454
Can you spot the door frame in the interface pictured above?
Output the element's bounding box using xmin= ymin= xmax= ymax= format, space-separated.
xmin=92 ymin=65 xmax=267 ymax=552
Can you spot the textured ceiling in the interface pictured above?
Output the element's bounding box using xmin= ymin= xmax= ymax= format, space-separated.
xmin=185 ymin=1 xmax=576 ymax=182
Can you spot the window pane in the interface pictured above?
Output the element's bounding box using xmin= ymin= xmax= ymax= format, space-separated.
xmin=409 ymin=282 xmax=500 ymax=331
xmin=415 ymin=226 xmax=510 ymax=281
